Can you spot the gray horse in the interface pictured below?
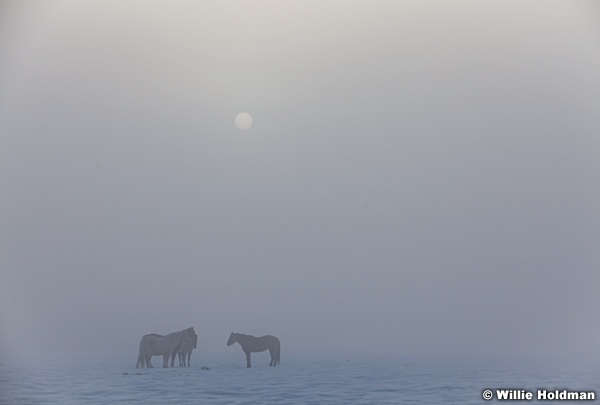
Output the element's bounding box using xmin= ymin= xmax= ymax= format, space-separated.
xmin=136 ymin=327 xmax=197 ymax=368
xmin=227 ymin=332 xmax=280 ymax=368
xmin=176 ymin=335 xmax=196 ymax=367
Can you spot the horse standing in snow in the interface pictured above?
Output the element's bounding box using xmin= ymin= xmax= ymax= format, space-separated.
xmin=136 ymin=327 xmax=197 ymax=368
xmin=227 ymin=332 xmax=280 ymax=368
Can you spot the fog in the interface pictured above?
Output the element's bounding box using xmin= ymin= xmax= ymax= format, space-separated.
xmin=1 ymin=1 xmax=599 ymax=360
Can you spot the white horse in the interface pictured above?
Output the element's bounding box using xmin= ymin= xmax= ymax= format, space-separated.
xmin=136 ymin=327 xmax=197 ymax=368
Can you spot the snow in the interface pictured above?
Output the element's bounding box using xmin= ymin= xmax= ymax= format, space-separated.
xmin=1 ymin=352 xmax=597 ymax=404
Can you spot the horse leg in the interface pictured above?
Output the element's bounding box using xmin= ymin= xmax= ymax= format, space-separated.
xmin=187 ymin=352 xmax=191 ymax=367
xmin=146 ymin=354 xmax=153 ymax=368
xmin=245 ymin=350 xmax=251 ymax=368
xmin=163 ymin=353 xmax=169 ymax=368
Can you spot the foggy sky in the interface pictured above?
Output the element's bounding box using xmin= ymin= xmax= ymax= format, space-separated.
xmin=1 ymin=1 xmax=599 ymax=360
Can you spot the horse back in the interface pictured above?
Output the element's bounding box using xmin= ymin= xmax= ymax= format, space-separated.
xmin=261 ymin=335 xmax=280 ymax=346
xmin=245 ymin=335 xmax=279 ymax=352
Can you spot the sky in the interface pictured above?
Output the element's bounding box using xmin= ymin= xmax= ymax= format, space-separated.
xmin=1 ymin=1 xmax=599 ymax=360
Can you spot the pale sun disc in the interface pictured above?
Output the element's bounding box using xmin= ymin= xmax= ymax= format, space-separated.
xmin=234 ymin=112 xmax=253 ymax=131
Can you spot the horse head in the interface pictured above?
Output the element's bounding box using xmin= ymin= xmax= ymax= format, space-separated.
xmin=186 ymin=327 xmax=198 ymax=349
xmin=227 ymin=332 xmax=237 ymax=346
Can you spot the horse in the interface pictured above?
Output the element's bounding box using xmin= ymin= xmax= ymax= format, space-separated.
xmin=227 ymin=332 xmax=280 ymax=368
xmin=136 ymin=327 xmax=197 ymax=368
xmin=176 ymin=334 xmax=196 ymax=367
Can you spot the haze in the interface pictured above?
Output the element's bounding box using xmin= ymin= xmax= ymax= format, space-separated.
xmin=1 ymin=1 xmax=599 ymax=360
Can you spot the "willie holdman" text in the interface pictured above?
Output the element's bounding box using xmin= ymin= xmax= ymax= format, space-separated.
xmin=496 ymin=389 xmax=595 ymax=401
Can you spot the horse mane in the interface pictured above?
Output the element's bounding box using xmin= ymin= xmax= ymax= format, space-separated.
xmin=143 ymin=333 xmax=163 ymax=338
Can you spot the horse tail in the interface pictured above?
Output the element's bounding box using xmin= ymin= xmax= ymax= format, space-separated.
xmin=171 ymin=342 xmax=182 ymax=367
xmin=173 ymin=342 xmax=182 ymax=354
xmin=136 ymin=344 xmax=144 ymax=368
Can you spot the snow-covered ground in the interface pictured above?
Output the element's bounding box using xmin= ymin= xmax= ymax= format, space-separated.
xmin=1 ymin=352 xmax=598 ymax=404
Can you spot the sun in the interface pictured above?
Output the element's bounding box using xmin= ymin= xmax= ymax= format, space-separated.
xmin=234 ymin=112 xmax=253 ymax=131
